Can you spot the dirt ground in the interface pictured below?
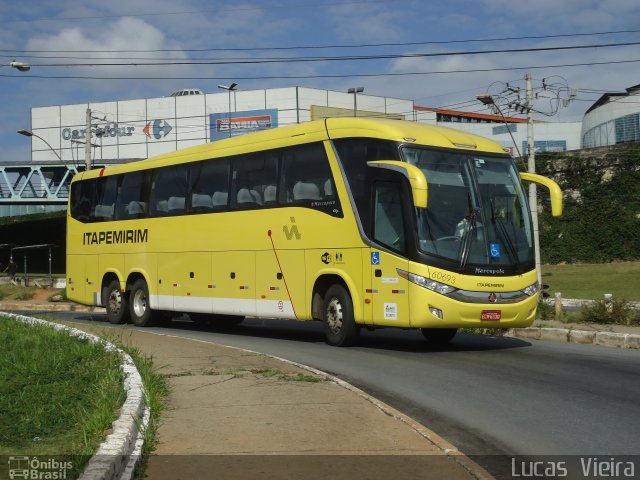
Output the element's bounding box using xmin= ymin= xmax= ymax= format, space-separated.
xmin=1 ymin=287 xmax=63 ymax=302
xmin=33 ymin=288 xmax=61 ymax=301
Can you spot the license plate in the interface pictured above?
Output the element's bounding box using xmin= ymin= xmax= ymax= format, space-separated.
xmin=481 ymin=310 xmax=501 ymax=321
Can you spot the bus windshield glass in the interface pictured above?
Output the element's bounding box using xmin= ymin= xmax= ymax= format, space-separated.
xmin=403 ymin=147 xmax=534 ymax=270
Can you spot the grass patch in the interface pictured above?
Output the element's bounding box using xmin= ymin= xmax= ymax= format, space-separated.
xmin=0 ymin=316 xmax=125 ymax=478
xmin=542 ymin=261 xmax=640 ymax=300
xmin=63 ymin=327 xmax=169 ymax=480
xmin=0 ymin=284 xmax=38 ymax=301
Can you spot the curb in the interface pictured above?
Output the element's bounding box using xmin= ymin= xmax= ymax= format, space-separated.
xmin=0 ymin=301 xmax=105 ymax=313
xmin=508 ymin=326 xmax=640 ymax=349
xmin=4 ymin=313 xmax=149 ymax=480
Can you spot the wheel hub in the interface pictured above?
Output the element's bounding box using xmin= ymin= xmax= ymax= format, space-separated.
xmin=133 ymin=289 xmax=147 ymax=318
xmin=109 ymin=290 xmax=121 ymax=314
xmin=326 ymin=297 xmax=343 ymax=334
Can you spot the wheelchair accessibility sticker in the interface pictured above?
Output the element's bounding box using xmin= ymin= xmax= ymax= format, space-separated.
xmin=371 ymin=252 xmax=380 ymax=265
xmin=490 ymin=243 xmax=501 ymax=258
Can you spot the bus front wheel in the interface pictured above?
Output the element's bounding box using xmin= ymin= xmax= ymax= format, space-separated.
xmin=130 ymin=279 xmax=156 ymax=327
xmin=420 ymin=328 xmax=458 ymax=345
xmin=323 ymin=285 xmax=358 ymax=347
xmin=106 ymin=280 xmax=129 ymax=325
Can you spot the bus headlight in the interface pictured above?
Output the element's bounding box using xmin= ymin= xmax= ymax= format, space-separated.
xmin=397 ymin=269 xmax=457 ymax=295
xmin=521 ymin=282 xmax=539 ymax=297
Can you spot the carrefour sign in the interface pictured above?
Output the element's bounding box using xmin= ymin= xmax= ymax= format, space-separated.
xmin=210 ymin=109 xmax=278 ymax=141
xmin=62 ymin=122 xmax=135 ymax=141
xmin=61 ymin=119 xmax=173 ymax=143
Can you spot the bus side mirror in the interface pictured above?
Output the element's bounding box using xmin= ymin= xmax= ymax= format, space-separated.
xmin=367 ymin=160 xmax=428 ymax=209
xmin=519 ymin=172 xmax=563 ymax=217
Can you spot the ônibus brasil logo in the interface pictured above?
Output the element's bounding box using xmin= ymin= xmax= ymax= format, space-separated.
xmin=8 ymin=456 xmax=73 ymax=479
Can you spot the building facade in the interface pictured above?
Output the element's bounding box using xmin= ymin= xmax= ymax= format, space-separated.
xmin=416 ymin=107 xmax=583 ymax=155
xmin=28 ymin=87 xmax=413 ymax=163
xmin=581 ymin=84 xmax=640 ymax=148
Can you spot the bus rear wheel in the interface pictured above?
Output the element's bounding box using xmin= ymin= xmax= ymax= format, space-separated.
xmin=323 ymin=284 xmax=358 ymax=347
xmin=420 ymin=328 xmax=458 ymax=345
xmin=105 ymin=280 xmax=129 ymax=325
xmin=130 ymin=279 xmax=156 ymax=327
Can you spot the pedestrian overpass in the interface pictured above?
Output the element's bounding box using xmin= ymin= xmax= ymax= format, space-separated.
xmin=0 ymin=160 xmax=126 ymax=205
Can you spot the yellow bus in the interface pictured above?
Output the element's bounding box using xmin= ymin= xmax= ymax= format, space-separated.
xmin=66 ymin=118 xmax=562 ymax=346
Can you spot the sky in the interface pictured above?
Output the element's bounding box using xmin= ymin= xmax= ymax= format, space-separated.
xmin=1 ymin=0 xmax=639 ymax=162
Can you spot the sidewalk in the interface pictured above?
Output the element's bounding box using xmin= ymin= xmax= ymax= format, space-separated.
xmin=66 ymin=324 xmax=485 ymax=480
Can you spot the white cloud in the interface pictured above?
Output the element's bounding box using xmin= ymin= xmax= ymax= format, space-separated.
xmin=25 ymin=17 xmax=190 ymax=84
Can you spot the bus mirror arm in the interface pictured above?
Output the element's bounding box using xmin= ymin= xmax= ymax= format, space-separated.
xmin=519 ymin=172 xmax=563 ymax=217
xmin=367 ymin=161 xmax=428 ymax=209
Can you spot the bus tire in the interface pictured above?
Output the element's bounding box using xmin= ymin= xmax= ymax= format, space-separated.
xmin=106 ymin=280 xmax=129 ymax=325
xmin=129 ymin=279 xmax=156 ymax=327
xmin=323 ymin=284 xmax=358 ymax=347
xmin=421 ymin=328 xmax=458 ymax=345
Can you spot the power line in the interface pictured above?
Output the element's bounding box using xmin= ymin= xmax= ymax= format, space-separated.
xmin=10 ymin=41 xmax=640 ymax=67
xmin=3 ymin=58 xmax=639 ymax=81
xmin=3 ymin=28 xmax=640 ymax=55
xmin=4 ymin=0 xmax=390 ymax=23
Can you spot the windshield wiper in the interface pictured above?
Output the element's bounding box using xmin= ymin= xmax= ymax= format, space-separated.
xmin=457 ymin=193 xmax=477 ymax=271
xmin=490 ymin=199 xmax=520 ymax=269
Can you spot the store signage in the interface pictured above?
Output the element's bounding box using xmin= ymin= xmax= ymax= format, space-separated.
xmin=62 ymin=122 xmax=135 ymax=141
xmin=210 ymin=109 xmax=278 ymax=141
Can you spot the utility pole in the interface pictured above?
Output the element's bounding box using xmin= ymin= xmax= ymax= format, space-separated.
xmin=526 ymin=73 xmax=542 ymax=287
xmin=85 ymin=107 xmax=92 ymax=170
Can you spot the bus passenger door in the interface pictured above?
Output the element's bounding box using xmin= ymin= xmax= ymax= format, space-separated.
xmin=369 ymin=182 xmax=410 ymax=327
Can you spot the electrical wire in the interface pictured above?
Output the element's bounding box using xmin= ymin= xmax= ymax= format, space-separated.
xmin=4 ymin=28 xmax=640 ymax=54
xmin=3 ymin=58 xmax=639 ymax=81
xmin=9 ymin=41 xmax=640 ymax=67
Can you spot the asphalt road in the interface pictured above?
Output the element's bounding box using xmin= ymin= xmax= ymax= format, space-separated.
xmin=21 ymin=311 xmax=640 ymax=476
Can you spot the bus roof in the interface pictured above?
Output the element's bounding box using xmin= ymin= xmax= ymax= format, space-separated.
xmin=77 ymin=118 xmax=508 ymax=181
xmin=324 ymin=117 xmax=507 ymax=154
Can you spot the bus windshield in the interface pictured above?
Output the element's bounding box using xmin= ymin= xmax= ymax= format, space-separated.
xmin=403 ymin=147 xmax=534 ymax=271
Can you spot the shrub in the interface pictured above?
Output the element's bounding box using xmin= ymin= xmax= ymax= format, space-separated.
xmin=536 ymin=300 xmax=554 ymax=320
xmin=579 ymin=297 xmax=640 ymax=326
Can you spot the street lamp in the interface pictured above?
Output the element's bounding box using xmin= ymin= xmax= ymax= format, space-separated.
xmin=476 ymin=95 xmax=523 ymax=159
xmin=218 ymin=82 xmax=238 ymax=137
xmin=9 ymin=60 xmax=31 ymax=72
xmin=348 ymin=87 xmax=364 ymax=117
xmin=17 ymin=129 xmax=62 ymax=161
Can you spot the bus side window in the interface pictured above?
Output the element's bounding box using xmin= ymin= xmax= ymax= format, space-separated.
xmin=70 ymin=179 xmax=95 ymax=223
xmin=281 ymin=143 xmax=333 ymax=204
xmin=150 ymin=165 xmax=188 ymax=217
xmin=232 ymin=152 xmax=277 ymax=208
xmin=93 ymin=175 xmax=118 ymax=222
xmin=189 ymin=158 xmax=231 ymax=212
xmin=117 ymin=171 xmax=148 ymax=220
xmin=373 ymin=182 xmax=406 ymax=253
